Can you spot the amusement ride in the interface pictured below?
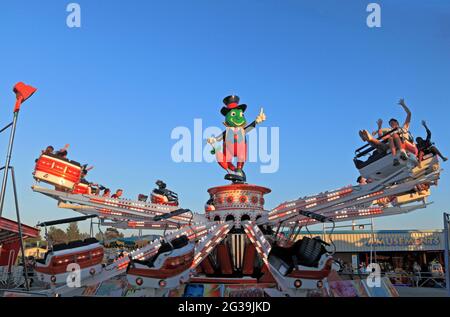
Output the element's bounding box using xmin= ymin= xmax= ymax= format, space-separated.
xmin=0 ymin=82 xmax=444 ymax=296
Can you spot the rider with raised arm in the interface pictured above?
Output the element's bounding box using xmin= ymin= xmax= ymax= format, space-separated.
xmin=388 ymin=99 xmax=417 ymax=160
xmin=372 ymin=118 xmax=391 ymax=139
xmin=359 ymin=99 xmax=418 ymax=166
xmin=416 ymin=120 xmax=448 ymax=168
xmin=55 ymin=144 xmax=70 ymax=159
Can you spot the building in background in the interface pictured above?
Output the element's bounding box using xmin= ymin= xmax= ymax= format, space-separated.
xmin=297 ymin=229 xmax=444 ymax=274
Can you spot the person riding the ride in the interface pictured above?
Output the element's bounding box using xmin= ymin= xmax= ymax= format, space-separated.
xmin=359 ymin=99 xmax=418 ymax=166
xmin=416 ymin=120 xmax=448 ymax=168
xmin=55 ymin=144 xmax=70 ymax=159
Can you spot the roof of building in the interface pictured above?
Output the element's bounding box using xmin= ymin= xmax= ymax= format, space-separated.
xmin=0 ymin=217 xmax=40 ymax=244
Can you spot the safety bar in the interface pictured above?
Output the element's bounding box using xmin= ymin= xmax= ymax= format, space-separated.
xmin=36 ymin=214 xmax=97 ymax=227
xmin=354 ymin=127 xmax=399 ymax=158
xmin=153 ymin=208 xmax=191 ymax=221
xmin=355 ymin=127 xmax=399 ymax=153
xmin=298 ymin=209 xmax=331 ymax=223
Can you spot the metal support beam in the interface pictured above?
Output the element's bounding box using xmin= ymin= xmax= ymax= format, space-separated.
xmin=36 ymin=214 xmax=98 ymax=227
xmin=0 ymin=122 xmax=13 ymax=134
xmin=0 ymin=112 xmax=19 ymax=217
xmin=10 ymin=166 xmax=29 ymax=291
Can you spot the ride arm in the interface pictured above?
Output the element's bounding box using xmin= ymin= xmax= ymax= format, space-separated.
xmin=242 ymin=222 xmax=271 ymax=265
xmin=190 ymin=223 xmax=232 ymax=270
xmin=267 ymin=169 xmax=440 ymax=226
xmin=288 ymin=203 xmax=429 ymax=228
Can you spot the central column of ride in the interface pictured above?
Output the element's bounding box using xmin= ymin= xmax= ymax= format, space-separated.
xmin=206 ymin=183 xmax=271 ymax=227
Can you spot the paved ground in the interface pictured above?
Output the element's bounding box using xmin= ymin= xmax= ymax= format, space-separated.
xmin=396 ymin=287 xmax=449 ymax=297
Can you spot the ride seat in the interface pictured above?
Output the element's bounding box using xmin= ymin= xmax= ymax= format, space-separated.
xmin=269 ymin=237 xmax=328 ymax=275
xmin=296 ymin=237 xmax=327 ymax=267
xmin=35 ymin=238 xmax=100 ymax=265
xmin=52 ymin=242 xmax=69 ymax=252
xmin=171 ymin=235 xmax=189 ymax=249
xmin=35 ymin=252 xmax=50 ymax=265
xmin=67 ymin=240 xmax=84 ymax=248
xmin=354 ymin=149 xmax=388 ymax=170
xmin=83 ymin=237 xmax=98 ymax=245
xmin=138 ymin=194 xmax=148 ymax=202
xmin=132 ymin=235 xmax=189 ymax=268
xmin=69 ymin=160 xmax=81 ymax=166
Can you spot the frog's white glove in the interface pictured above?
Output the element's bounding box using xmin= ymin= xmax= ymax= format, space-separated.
xmin=255 ymin=108 xmax=266 ymax=124
xmin=207 ymin=137 xmax=217 ymax=145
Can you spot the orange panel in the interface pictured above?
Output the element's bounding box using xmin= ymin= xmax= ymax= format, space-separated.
xmin=259 ymin=264 xmax=277 ymax=283
xmin=200 ymin=256 xmax=215 ymax=275
xmin=242 ymin=243 xmax=257 ymax=275
xmin=35 ymin=155 xmax=81 ymax=183
xmin=217 ymin=243 xmax=233 ymax=275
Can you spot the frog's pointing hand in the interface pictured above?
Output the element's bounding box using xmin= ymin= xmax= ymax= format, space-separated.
xmin=255 ymin=107 xmax=266 ymax=124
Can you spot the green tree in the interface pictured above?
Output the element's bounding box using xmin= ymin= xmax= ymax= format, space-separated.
xmin=94 ymin=228 xmax=124 ymax=242
xmin=79 ymin=232 xmax=90 ymax=240
xmin=104 ymin=227 xmax=124 ymax=240
xmin=47 ymin=227 xmax=67 ymax=244
xmin=95 ymin=232 xmax=103 ymax=241
xmin=66 ymin=222 xmax=81 ymax=242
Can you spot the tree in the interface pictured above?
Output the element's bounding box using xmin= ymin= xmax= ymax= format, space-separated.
xmin=104 ymin=227 xmax=124 ymax=240
xmin=47 ymin=227 xmax=67 ymax=244
xmin=79 ymin=232 xmax=90 ymax=240
xmin=66 ymin=222 xmax=81 ymax=242
xmin=95 ymin=232 xmax=103 ymax=241
xmin=94 ymin=228 xmax=124 ymax=242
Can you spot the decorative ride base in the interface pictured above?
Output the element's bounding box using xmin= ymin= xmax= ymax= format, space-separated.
xmin=206 ymin=183 xmax=271 ymax=226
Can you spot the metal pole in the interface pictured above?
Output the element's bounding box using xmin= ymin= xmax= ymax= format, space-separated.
xmin=0 ymin=112 xmax=19 ymax=217
xmin=371 ymin=217 xmax=377 ymax=264
xmin=444 ymin=212 xmax=450 ymax=297
xmin=10 ymin=166 xmax=30 ymax=291
xmin=0 ymin=122 xmax=13 ymax=134
xmin=370 ymin=218 xmax=373 ymax=265
xmin=90 ymin=218 xmax=94 ymax=237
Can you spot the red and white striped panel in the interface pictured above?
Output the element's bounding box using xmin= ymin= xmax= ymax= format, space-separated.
xmin=243 ymin=222 xmax=271 ymax=266
xmin=190 ymin=224 xmax=231 ymax=270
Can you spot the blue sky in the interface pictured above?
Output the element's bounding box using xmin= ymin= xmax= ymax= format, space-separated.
xmin=0 ymin=0 xmax=449 ymax=234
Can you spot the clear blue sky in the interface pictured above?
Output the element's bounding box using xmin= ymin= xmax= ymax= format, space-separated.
xmin=0 ymin=0 xmax=449 ymax=234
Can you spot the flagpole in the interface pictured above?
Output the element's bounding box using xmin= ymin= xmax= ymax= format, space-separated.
xmin=0 ymin=82 xmax=37 ymax=217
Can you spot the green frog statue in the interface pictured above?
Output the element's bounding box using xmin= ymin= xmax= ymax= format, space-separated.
xmin=207 ymin=95 xmax=266 ymax=183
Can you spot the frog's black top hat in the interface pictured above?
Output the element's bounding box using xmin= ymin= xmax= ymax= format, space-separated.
xmin=221 ymin=95 xmax=247 ymax=116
